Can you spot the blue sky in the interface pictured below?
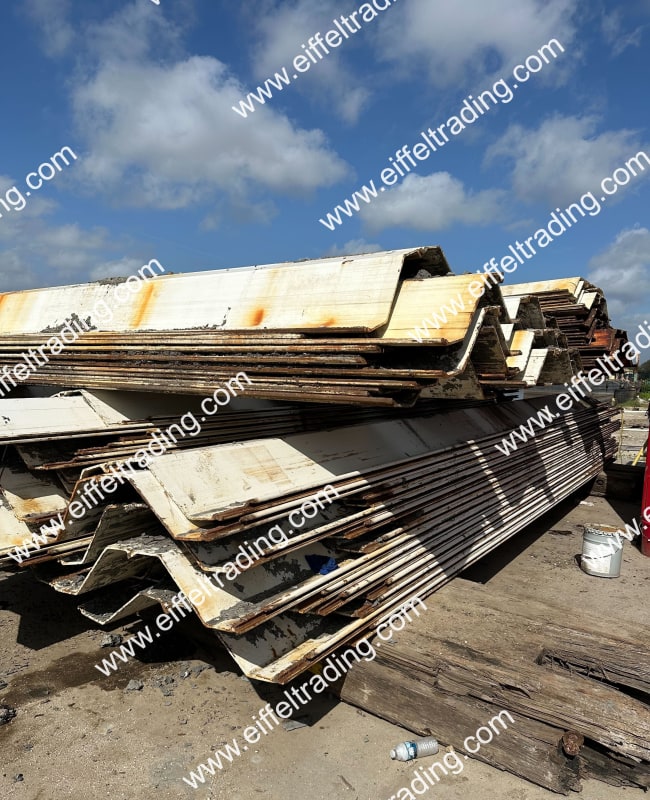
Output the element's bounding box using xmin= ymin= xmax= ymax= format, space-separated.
xmin=1 ymin=0 xmax=649 ymax=332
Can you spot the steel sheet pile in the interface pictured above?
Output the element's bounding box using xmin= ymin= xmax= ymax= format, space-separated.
xmin=0 ymin=247 xmax=594 ymax=406
xmin=0 ymin=248 xmax=625 ymax=683
xmin=501 ymin=278 xmax=631 ymax=372
xmin=0 ymin=400 xmax=620 ymax=683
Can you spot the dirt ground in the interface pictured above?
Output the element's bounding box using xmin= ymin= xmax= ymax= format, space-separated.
xmin=1 ymin=486 xmax=648 ymax=800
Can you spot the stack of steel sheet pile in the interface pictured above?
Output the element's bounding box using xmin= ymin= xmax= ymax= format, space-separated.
xmin=0 ymin=248 xmax=623 ymax=683
xmin=501 ymin=278 xmax=632 ymax=372
xmin=0 ymin=247 xmax=578 ymax=404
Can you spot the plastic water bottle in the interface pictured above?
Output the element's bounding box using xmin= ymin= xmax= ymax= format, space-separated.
xmin=390 ymin=737 xmax=439 ymax=761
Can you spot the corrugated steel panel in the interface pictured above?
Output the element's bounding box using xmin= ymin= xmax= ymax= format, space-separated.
xmin=0 ymin=464 xmax=67 ymax=521
xmin=380 ymin=274 xmax=482 ymax=344
xmin=0 ymin=396 xmax=620 ymax=683
xmin=501 ymin=278 xmax=585 ymax=297
xmin=0 ymin=247 xmax=449 ymax=334
xmin=502 ymin=277 xmax=630 ymax=372
xmin=0 ymin=252 xmax=586 ymax=404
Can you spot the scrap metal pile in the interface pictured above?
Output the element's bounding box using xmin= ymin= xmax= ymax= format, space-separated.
xmin=0 ymin=247 xmax=626 ymax=683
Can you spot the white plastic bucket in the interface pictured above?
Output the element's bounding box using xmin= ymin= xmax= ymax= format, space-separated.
xmin=581 ymin=524 xmax=623 ymax=578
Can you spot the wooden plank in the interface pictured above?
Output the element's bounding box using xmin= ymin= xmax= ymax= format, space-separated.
xmin=340 ymin=657 xmax=650 ymax=792
xmin=340 ymin=658 xmax=582 ymax=794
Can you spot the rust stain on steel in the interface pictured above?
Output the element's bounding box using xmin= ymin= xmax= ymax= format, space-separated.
xmin=13 ymin=497 xmax=52 ymax=518
xmin=131 ymin=282 xmax=157 ymax=329
xmin=250 ymin=308 xmax=265 ymax=326
xmin=322 ymin=318 xmax=336 ymax=327
xmin=561 ymin=731 xmax=584 ymax=757
xmin=591 ymin=329 xmax=614 ymax=346
xmin=0 ymin=291 xmax=28 ymax=330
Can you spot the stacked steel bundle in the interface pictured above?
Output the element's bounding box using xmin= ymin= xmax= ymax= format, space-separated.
xmin=0 ymin=248 xmax=581 ymax=405
xmin=501 ymin=278 xmax=632 ymax=372
xmin=0 ymin=249 xmax=626 ymax=684
xmin=0 ymin=394 xmax=619 ymax=683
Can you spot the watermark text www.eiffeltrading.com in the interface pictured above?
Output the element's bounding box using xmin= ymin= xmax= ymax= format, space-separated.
xmin=182 ymin=596 xmax=427 ymax=788
xmin=319 ymin=38 xmax=565 ymax=229
xmin=232 ymin=0 xmax=399 ymax=118
xmin=94 ymin=485 xmax=341 ymax=676
xmin=386 ymin=710 xmax=515 ymax=800
xmin=406 ymin=149 xmax=650 ymax=344
xmin=0 ymin=146 xmax=77 ymax=219
xmin=494 ymin=315 xmax=650 ymax=456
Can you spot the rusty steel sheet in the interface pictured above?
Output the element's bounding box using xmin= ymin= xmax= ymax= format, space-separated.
xmin=44 ymin=547 xmax=161 ymax=595
xmin=0 ymin=338 xmax=568 ymax=402
xmin=123 ymin=407 xmax=531 ymax=527
xmin=506 ymin=330 xmax=536 ymax=373
xmin=0 ymin=393 xmax=126 ymax=442
xmin=73 ymin=534 xmax=343 ymax=635
xmin=250 ymin=435 xmax=617 ymax=680
xmin=1 ymin=398 xmax=619 ymax=683
xmin=522 ymin=348 xmax=552 ymax=384
xmin=0 ymin=247 xmax=450 ymax=335
xmin=78 ymin=585 xmax=170 ymax=626
xmin=536 ymin=349 xmax=576 ymax=384
xmin=59 ymin=504 xmax=161 ymax=566
xmin=0 ymin=251 xmax=597 ymax=406
xmin=420 ymin=362 xmax=487 ymax=400
xmin=0 ymin=499 xmax=38 ymax=557
xmin=45 ymin=533 xmax=325 ymax=634
xmin=502 ymin=295 xmax=546 ymax=330
xmin=380 ymin=274 xmax=486 ymax=345
xmin=501 ymin=278 xmax=586 ymax=299
xmin=225 ymin=431 xmax=617 ymax=681
xmin=0 ymin=389 xmax=210 ymax=446
xmin=103 ymin=399 xmax=610 ymax=542
xmin=0 ymin=463 xmax=68 ymax=521
xmin=12 ymin=401 xmax=468 ymax=474
xmin=499 ymin=277 xmax=632 ymax=373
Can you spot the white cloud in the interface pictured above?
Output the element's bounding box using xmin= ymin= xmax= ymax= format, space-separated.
xmin=30 ymin=224 xmax=111 ymax=274
xmin=486 ymin=115 xmax=649 ymax=206
xmin=251 ymin=0 xmax=334 ymax=73
xmin=377 ymin=0 xmax=577 ymax=87
xmin=24 ymin=0 xmax=75 ymax=57
xmin=324 ymin=239 xmax=382 ymax=256
xmin=360 ymin=172 xmax=505 ymax=232
xmin=69 ymin=3 xmax=348 ymax=213
xmin=250 ymin=0 xmax=371 ymax=123
xmin=0 ymin=251 xmax=37 ymax=291
xmin=83 ymin=0 xmax=183 ymax=65
xmin=588 ymin=227 xmax=650 ymax=332
xmin=0 ymin=175 xmax=127 ymax=288
xmin=602 ymin=11 xmax=645 ymax=57
xmin=74 ymin=57 xmax=347 ymax=203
